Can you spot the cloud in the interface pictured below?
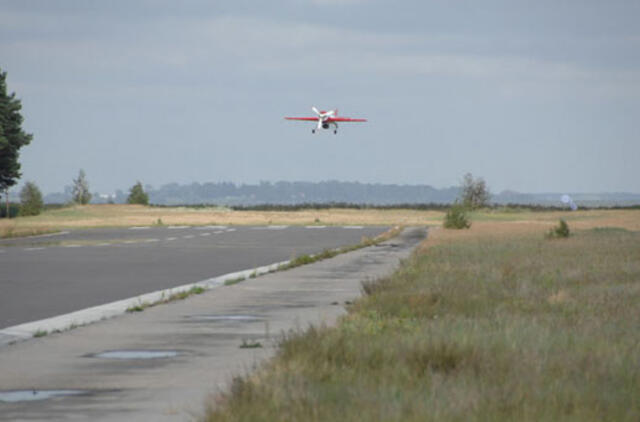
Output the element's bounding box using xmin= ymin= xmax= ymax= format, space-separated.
xmin=186 ymin=17 xmax=640 ymax=99
xmin=309 ymin=0 xmax=370 ymax=4
xmin=2 ymin=10 xmax=639 ymax=101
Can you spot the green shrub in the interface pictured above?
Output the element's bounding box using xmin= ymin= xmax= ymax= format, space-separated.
xmin=443 ymin=202 xmax=471 ymax=229
xmin=19 ymin=181 xmax=44 ymax=216
xmin=290 ymin=254 xmax=315 ymax=266
xmin=547 ymin=219 xmax=570 ymax=239
xmin=127 ymin=181 xmax=149 ymax=205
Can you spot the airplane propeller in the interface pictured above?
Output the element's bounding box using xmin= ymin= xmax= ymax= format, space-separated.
xmin=312 ymin=106 xmax=335 ymax=120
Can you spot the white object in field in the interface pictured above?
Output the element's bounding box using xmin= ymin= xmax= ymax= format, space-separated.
xmin=561 ymin=194 xmax=578 ymax=211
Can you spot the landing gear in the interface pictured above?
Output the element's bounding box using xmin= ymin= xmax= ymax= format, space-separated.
xmin=333 ymin=130 xmax=337 ymax=134
xmin=332 ymin=122 xmax=339 ymax=134
xmin=312 ymin=129 xmax=316 ymax=134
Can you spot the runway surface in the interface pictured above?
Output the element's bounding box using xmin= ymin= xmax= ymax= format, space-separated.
xmin=0 ymin=228 xmax=425 ymax=421
xmin=0 ymin=225 xmax=387 ymax=328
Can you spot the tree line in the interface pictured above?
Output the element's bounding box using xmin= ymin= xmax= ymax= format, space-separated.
xmin=4 ymin=168 xmax=150 ymax=218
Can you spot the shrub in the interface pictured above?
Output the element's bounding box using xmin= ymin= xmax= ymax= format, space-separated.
xmin=443 ymin=202 xmax=471 ymax=229
xmin=19 ymin=181 xmax=44 ymax=216
xmin=547 ymin=219 xmax=570 ymax=239
xmin=127 ymin=181 xmax=149 ymax=205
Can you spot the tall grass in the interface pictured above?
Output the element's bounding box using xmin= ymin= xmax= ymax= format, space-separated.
xmin=0 ymin=225 xmax=58 ymax=239
xmin=205 ymin=228 xmax=640 ymax=421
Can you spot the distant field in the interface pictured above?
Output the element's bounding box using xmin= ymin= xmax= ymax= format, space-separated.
xmin=0 ymin=204 xmax=444 ymax=238
xmin=206 ymin=211 xmax=640 ymax=421
xmin=1 ymin=204 xmax=639 ymax=239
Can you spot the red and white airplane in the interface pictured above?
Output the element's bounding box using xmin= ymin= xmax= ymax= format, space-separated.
xmin=284 ymin=107 xmax=367 ymax=134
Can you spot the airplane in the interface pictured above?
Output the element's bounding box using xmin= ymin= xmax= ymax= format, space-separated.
xmin=284 ymin=107 xmax=367 ymax=134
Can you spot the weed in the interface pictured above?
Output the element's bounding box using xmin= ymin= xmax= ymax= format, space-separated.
xmin=289 ymin=254 xmax=315 ymax=267
xmin=189 ymin=286 xmax=206 ymax=294
xmin=165 ymin=286 xmax=206 ymax=302
xmin=225 ymin=276 xmax=246 ymax=286
xmin=443 ymin=202 xmax=471 ymax=229
xmin=546 ymin=218 xmax=570 ymax=239
xmin=126 ymin=304 xmax=147 ymax=313
xmin=33 ymin=330 xmax=48 ymax=338
xmin=239 ymin=339 xmax=262 ymax=349
xmin=126 ymin=286 xmax=206 ymax=313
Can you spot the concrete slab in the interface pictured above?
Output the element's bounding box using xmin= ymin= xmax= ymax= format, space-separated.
xmin=0 ymin=225 xmax=387 ymax=328
xmin=0 ymin=227 xmax=426 ymax=422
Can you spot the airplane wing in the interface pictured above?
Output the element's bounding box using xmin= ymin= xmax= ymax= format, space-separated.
xmin=284 ymin=117 xmax=318 ymax=121
xmin=328 ymin=117 xmax=367 ymax=122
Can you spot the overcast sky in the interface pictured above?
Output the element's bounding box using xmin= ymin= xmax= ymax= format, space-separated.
xmin=1 ymin=0 xmax=639 ymax=194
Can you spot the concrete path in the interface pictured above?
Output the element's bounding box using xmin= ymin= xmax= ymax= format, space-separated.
xmin=0 ymin=227 xmax=426 ymax=421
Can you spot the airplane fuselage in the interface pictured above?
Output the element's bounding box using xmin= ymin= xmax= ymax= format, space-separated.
xmin=284 ymin=107 xmax=367 ymax=134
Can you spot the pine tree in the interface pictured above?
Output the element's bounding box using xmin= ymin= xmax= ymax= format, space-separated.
xmin=19 ymin=181 xmax=43 ymax=216
xmin=127 ymin=181 xmax=149 ymax=205
xmin=0 ymin=69 xmax=33 ymax=194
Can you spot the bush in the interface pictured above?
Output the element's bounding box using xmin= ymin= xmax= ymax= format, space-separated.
xmin=19 ymin=181 xmax=44 ymax=216
xmin=443 ymin=202 xmax=471 ymax=229
xmin=127 ymin=181 xmax=149 ymax=205
xmin=547 ymin=219 xmax=570 ymax=239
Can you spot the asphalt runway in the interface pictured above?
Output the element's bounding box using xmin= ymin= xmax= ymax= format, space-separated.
xmin=0 ymin=225 xmax=387 ymax=329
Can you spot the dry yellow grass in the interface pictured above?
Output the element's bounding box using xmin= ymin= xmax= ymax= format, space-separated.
xmin=1 ymin=205 xmax=638 ymax=240
xmin=0 ymin=204 xmax=444 ymax=237
xmin=421 ymin=208 xmax=640 ymax=252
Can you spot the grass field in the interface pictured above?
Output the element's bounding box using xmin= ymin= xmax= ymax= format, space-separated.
xmin=205 ymin=211 xmax=640 ymax=421
xmin=2 ymin=204 xmax=639 ymax=239
xmin=0 ymin=204 xmax=444 ymax=238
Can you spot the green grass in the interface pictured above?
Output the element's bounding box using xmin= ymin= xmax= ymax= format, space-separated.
xmin=126 ymin=303 xmax=150 ymax=313
xmin=224 ymin=276 xmax=246 ymax=286
xmin=33 ymin=330 xmax=48 ymax=338
xmin=239 ymin=339 xmax=263 ymax=349
xmin=205 ymin=229 xmax=640 ymax=421
xmin=126 ymin=286 xmax=207 ymax=313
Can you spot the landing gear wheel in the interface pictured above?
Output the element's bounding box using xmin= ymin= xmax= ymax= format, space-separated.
xmin=312 ymin=129 xmax=316 ymax=134
xmin=333 ymin=130 xmax=337 ymax=134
